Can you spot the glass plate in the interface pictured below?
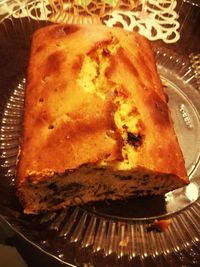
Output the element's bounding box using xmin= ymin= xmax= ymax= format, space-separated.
xmin=0 ymin=1 xmax=200 ymax=266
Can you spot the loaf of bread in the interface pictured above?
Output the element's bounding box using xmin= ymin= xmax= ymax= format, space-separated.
xmin=17 ymin=24 xmax=189 ymax=214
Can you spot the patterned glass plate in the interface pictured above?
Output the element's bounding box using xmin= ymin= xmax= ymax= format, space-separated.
xmin=0 ymin=1 xmax=200 ymax=266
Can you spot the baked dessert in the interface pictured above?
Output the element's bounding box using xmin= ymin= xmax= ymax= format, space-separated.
xmin=17 ymin=23 xmax=189 ymax=214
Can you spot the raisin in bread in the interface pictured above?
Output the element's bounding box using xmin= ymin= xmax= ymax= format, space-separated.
xmin=17 ymin=24 xmax=189 ymax=214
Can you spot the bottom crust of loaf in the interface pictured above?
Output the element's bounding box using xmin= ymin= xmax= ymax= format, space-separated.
xmin=18 ymin=165 xmax=185 ymax=214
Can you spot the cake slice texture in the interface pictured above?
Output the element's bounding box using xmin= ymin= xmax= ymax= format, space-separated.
xmin=17 ymin=24 xmax=189 ymax=214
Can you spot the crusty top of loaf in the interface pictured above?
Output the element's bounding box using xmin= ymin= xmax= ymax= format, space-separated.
xmin=17 ymin=24 xmax=188 ymax=185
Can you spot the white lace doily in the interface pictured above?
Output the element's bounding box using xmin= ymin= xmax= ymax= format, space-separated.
xmin=103 ymin=0 xmax=180 ymax=43
xmin=0 ymin=0 xmax=180 ymax=43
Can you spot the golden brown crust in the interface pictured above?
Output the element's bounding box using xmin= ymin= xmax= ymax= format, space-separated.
xmin=18 ymin=24 xmax=124 ymax=184
xmin=17 ymin=24 xmax=188 ymax=213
